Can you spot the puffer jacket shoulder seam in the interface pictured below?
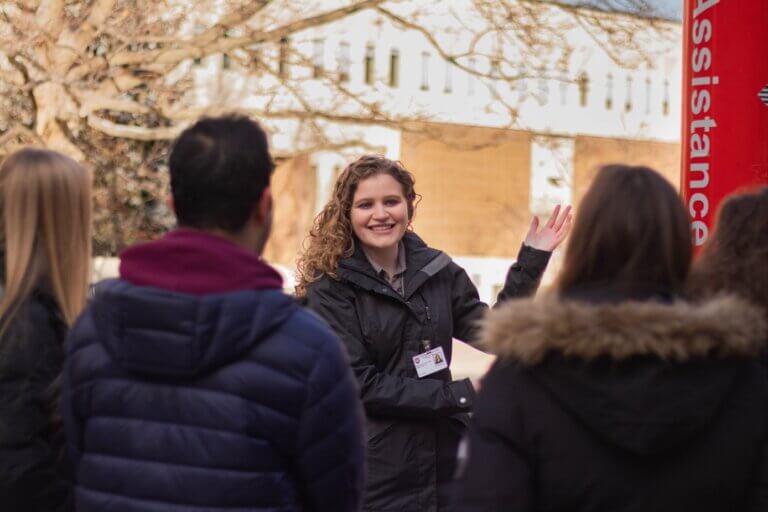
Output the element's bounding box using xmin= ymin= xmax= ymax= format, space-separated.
xmin=86 ymin=414 xmax=265 ymax=441
xmin=70 ymin=329 xmax=309 ymax=390
xmin=66 ymin=313 xmax=100 ymax=350
xmin=78 ymin=484 xmax=283 ymax=509
xmin=297 ymin=411 xmax=358 ymax=461
xmin=301 ymin=370 xmax=351 ymax=415
xmin=67 ymin=336 xmax=102 ymax=359
xmin=70 ymin=376 xmax=299 ymax=423
xmin=293 ymin=322 xmax=346 ymax=447
xmin=276 ymin=307 xmax=338 ymax=354
xmin=84 ymin=451 xmax=287 ymax=475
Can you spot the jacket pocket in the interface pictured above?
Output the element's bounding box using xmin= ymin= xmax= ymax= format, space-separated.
xmin=364 ymin=418 xmax=425 ymax=512
xmin=367 ymin=417 xmax=397 ymax=446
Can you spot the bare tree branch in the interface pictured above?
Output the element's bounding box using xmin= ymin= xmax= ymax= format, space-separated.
xmin=87 ymin=115 xmax=184 ymax=140
xmin=109 ymin=0 xmax=386 ymax=67
xmin=0 ymin=0 xmax=675 ymax=253
xmin=49 ymin=0 xmax=117 ymax=76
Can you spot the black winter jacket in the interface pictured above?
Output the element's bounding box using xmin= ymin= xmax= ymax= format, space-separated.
xmin=63 ymin=279 xmax=366 ymax=512
xmin=0 ymin=291 xmax=72 ymax=511
xmin=305 ymin=232 xmax=550 ymax=512
xmin=456 ymin=287 xmax=768 ymax=512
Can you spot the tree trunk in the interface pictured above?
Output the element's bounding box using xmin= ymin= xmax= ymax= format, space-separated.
xmin=32 ymin=82 xmax=83 ymax=159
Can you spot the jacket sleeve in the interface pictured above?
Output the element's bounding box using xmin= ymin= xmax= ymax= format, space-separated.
xmin=61 ymin=310 xmax=92 ymax=476
xmin=454 ymin=362 xmax=534 ymax=512
xmin=0 ymin=306 xmax=72 ymax=511
xmin=306 ymin=278 xmax=475 ymax=419
xmin=452 ymin=244 xmax=551 ymax=345
xmin=294 ymin=322 xmax=366 ymax=512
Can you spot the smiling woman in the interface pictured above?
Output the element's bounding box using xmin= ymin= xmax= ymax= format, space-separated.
xmin=295 ymin=155 xmax=419 ymax=297
xmin=296 ymin=155 xmax=571 ymax=512
xmin=350 ymin=173 xmax=411 ymax=274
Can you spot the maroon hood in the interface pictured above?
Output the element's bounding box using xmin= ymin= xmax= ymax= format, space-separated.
xmin=119 ymin=229 xmax=283 ymax=295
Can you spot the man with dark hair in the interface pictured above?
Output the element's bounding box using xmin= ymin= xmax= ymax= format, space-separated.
xmin=62 ymin=115 xmax=366 ymax=512
xmin=169 ymin=116 xmax=275 ymax=233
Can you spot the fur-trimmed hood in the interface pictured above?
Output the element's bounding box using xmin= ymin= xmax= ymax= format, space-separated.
xmin=482 ymin=294 xmax=767 ymax=364
xmin=480 ymin=292 xmax=768 ymax=456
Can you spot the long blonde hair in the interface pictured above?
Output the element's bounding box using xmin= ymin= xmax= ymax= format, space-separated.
xmin=295 ymin=155 xmax=418 ymax=297
xmin=0 ymin=148 xmax=92 ymax=338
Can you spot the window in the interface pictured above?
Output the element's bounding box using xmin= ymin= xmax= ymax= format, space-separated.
xmin=278 ymin=37 xmax=289 ymax=78
xmin=663 ymin=79 xmax=670 ymax=116
xmin=467 ymin=57 xmax=476 ymax=95
xmin=645 ymin=77 xmax=652 ymax=114
xmin=605 ymin=73 xmax=613 ymax=110
xmin=364 ymin=44 xmax=375 ymax=85
xmin=312 ymin=38 xmax=324 ymax=78
xmin=337 ymin=41 xmax=350 ymax=82
xmin=444 ymin=59 xmax=453 ymax=93
xmin=389 ymin=49 xmax=399 ymax=87
xmin=625 ymin=75 xmax=633 ymax=112
xmin=577 ymin=72 xmax=589 ymax=107
xmin=420 ymin=51 xmax=430 ymax=91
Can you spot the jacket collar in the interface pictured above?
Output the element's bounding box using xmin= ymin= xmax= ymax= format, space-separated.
xmin=363 ymin=241 xmax=407 ymax=282
xmin=119 ymin=228 xmax=283 ymax=295
xmin=338 ymin=231 xmax=451 ymax=299
xmin=482 ymin=292 xmax=767 ymax=364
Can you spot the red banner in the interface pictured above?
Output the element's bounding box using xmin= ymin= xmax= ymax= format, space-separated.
xmin=681 ymin=0 xmax=768 ymax=249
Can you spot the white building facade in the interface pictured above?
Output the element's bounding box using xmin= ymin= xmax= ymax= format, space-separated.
xmin=191 ymin=1 xmax=683 ymax=300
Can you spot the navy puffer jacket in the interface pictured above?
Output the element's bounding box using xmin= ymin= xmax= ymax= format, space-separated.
xmin=63 ymin=278 xmax=366 ymax=511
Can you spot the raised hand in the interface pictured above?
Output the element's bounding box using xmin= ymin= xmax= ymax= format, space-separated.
xmin=524 ymin=204 xmax=572 ymax=252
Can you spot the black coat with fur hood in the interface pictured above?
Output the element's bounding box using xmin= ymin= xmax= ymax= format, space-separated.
xmin=455 ymin=287 xmax=768 ymax=512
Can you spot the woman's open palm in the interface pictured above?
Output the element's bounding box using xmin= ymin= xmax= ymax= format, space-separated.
xmin=525 ymin=204 xmax=572 ymax=252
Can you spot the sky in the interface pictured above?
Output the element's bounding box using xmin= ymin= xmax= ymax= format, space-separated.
xmin=648 ymin=0 xmax=683 ymax=20
xmin=564 ymin=1 xmax=684 ymax=20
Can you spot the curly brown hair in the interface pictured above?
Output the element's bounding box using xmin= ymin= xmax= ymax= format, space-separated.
xmin=295 ymin=155 xmax=418 ymax=297
xmin=689 ymin=187 xmax=768 ymax=313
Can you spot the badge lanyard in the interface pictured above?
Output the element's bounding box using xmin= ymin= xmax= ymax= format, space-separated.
xmin=412 ymin=300 xmax=447 ymax=378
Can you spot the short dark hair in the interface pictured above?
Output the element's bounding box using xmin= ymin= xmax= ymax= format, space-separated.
xmin=557 ymin=164 xmax=692 ymax=294
xmin=169 ymin=115 xmax=274 ymax=232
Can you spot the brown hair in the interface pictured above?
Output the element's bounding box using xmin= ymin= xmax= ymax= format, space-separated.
xmin=690 ymin=187 xmax=768 ymax=312
xmin=295 ymin=155 xmax=418 ymax=296
xmin=0 ymin=148 xmax=92 ymax=339
xmin=557 ymin=164 xmax=692 ymax=294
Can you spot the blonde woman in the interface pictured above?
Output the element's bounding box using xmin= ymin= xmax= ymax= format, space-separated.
xmin=297 ymin=155 xmax=571 ymax=512
xmin=0 ymin=148 xmax=91 ymax=511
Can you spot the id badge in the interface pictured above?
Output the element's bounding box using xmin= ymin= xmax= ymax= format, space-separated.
xmin=412 ymin=346 xmax=449 ymax=378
